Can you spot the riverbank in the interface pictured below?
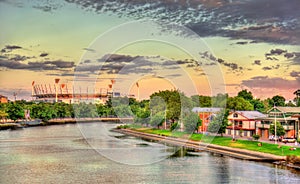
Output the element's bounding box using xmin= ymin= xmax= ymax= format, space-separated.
xmin=0 ymin=117 xmax=134 ymax=130
xmin=116 ymin=127 xmax=300 ymax=170
xmin=114 ymin=128 xmax=286 ymax=162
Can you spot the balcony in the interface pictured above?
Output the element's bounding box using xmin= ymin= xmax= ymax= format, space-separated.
xmin=256 ymin=123 xmax=270 ymax=129
xmin=256 ymin=123 xmax=294 ymax=130
xmin=282 ymin=125 xmax=294 ymax=130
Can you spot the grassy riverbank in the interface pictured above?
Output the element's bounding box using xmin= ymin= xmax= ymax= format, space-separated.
xmin=123 ymin=125 xmax=300 ymax=157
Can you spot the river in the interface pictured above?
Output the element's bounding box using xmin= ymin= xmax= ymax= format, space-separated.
xmin=0 ymin=122 xmax=299 ymax=184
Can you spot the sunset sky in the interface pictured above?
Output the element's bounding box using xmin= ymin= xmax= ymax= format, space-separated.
xmin=0 ymin=0 xmax=299 ymax=101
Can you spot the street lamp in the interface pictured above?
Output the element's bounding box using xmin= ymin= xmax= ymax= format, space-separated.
xmin=232 ymin=110 xmax=237 ymax=140
xmin=55 ymin=78 xmax=60 ymax=103
xmin=274 ymin=103 xmax=277 ymax=144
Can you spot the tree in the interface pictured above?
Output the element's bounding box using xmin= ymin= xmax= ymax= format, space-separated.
xmin=251 ymin=99 xmax=265 ymax=112
xmin=207 ymin=110 xmax=229 ymax=136
xmin=73 ymin=103 xmax=98 ymax=118
xmin=0 ymin=109 xmax=8 ymax=122
xmin=237 ymin=89 xmax=253 ymax=101
xmin=191 ymin=95 xmax=211 ymax=107
xmin=294 ymin=89 xmax=300 ymax=106
xmin=150 ymin=112 xmax=164 ymax=128
xmin=269 ymin=122 xmax=285 ymax=137
xmin=7 ymin=102 xmax=24 ymax=122
xmin=150 ymin=90 xmax=188 ymax=123
xmin=113 ymin=104 xmax=133 ymax=118
xmin=212 ymin=93 xmax=228 ymax=107
xmin=226 ymin=97 xmax=254 ymax=111
xmin=53 ymin=102 xmax=72 ymax=118
xmin=30 ymin=102 xmax=56 ymax=122
xmin=134 ymin=108 xmax=150 ymax=125
xmin=271 ymin=95 xmax=285 ymax=107
xmin=182 ymin=112 xmax=202 ymax=133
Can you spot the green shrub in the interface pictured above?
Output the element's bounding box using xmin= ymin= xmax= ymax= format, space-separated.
xmin=116 ymin=124 xmax=129 ymax=129
xmin=252 ymin=134 xmax=260 ymax=141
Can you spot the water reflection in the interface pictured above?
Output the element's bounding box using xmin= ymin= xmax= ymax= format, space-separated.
xmin=0 ymin=122 xmax=299 ymax=184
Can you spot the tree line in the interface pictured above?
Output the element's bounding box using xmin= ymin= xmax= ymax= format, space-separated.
xmin=0 ymin=89 xmax=299 ymax=135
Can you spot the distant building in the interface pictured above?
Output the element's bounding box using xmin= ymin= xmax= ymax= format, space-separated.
xmin=192 ymin=107 xmax=223 ymax=132
xmin=0 ymin=95 xmax=8 ymax=103
xmin=258 ymin=106 xmax=300 ymax=139
xmin=226 ymin=111 xmax=266 ymax=138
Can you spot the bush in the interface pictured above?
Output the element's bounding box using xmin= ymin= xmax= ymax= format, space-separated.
xmin=116 ymin=124 xmax=129 ymax=129
xmin=252 ymin=134 xmax=260 ymax=141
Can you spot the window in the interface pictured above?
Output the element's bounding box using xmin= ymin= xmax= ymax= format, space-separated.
xmin=249 ymin=131 xmax=253 ymax=136
xmin=233 ymin=113 xmax=238 ymax=118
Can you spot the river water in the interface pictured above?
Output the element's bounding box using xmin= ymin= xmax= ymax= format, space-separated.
xmin=0 ymin=122 xmax=299 ymax=184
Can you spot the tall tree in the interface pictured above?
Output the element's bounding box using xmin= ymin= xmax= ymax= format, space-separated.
xmin=150 ymin=90 xmax=188 ymax=123
xmin=294 ymin=89 xmax=300 ymax=106
xmin=226 ymin=97 xmax=254 ymax=111
xmin=269 ymin=122 xmax=285 ymax=137
xmin=182 ymin=112 xmax=202 ymax=133
xmin=237 ymin=89 xmax=253 ymax=101
xmin=212 ymin=93 xmax=228 ymax=107
xmin=207 ymin=110 xmax=229 ymax=136
xmin=150 ymin=112 xmax=165 ymax=128
xmin=271 ymin=95 xmax=286 ymax=107
xmin=191 ymin=95 xmax=211 ymax=107
xmin=251 ymin=99 xmax=265 ymax=112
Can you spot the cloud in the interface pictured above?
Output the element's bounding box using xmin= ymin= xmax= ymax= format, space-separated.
xmin=253 ymin=60 xmax=261 ymax=65
xmin=64 ymin=0 xmax=300 ymax=45
xmin=77 ymin=54 xmax=196 ymax=75
xmin=199 ymin=51 xmax=242 ymax=71
xmin=32 ymin=1 xmax=63 ymax=12
xmin=262 ymin=64 xmax=280 ymax=71
xmin=1 ymin=45 xmax=22 ymax=53
xmin=236 ymin=41 xmax=248 ymax=45
xmin=0 ymin=58 xmax=74 ymax=71
xmin=44 ymin=60 xmax=75 ymax=68
xmin=10 ymin=54 xmax=31 ymax=61
xmin=83 ymin=48 xmax=96 ymax=52
xmin=262 ymin=66 xmax=271 ymax=71
xmin=290 ymin=71 xmax=300 ymax=78
xmin=98 ymin=54 xmax=141 ymax=63
xmin=40 ymin=53 xmax=49 ymax=57
xmin=242 ymin=76 xmax=300 ymax=90
xmin=270 ymin=48 xmax=287 ymax=55
xmin=265 ymin=48 xmax=300 ymax=65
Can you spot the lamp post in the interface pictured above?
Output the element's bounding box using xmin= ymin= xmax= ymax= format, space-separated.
xmin=274 ymin=103 xmax=277 ymax=144
xmin=232 ymin=110 xmax=236 ymax=140
xmin=55 ymin=78 xmax=60 ymax=103
xmin=136 ymin=82 xmax=140 ymax=101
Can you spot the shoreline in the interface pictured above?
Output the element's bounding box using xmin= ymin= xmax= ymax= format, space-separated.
xmin=115 ymin=128 xmax=300 ymax=170
xmin=114 ymin=128 xmax=285 ymax=162
xmin=113 ymin=128 xmax=300 ymax=171
xmin=0 ymin=117 xmax=133 ymax=130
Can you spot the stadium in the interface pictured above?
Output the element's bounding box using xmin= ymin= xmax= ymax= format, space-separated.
xmin=31 ymin=79 xmax=134 ymax=104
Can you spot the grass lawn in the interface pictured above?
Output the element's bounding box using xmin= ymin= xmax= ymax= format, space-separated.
xmin=126 ymin=124 xmax=300 ymax=156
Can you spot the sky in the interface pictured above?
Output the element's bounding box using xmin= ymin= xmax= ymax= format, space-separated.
xmin=0 ymin=0 xmax=299 ymax=101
